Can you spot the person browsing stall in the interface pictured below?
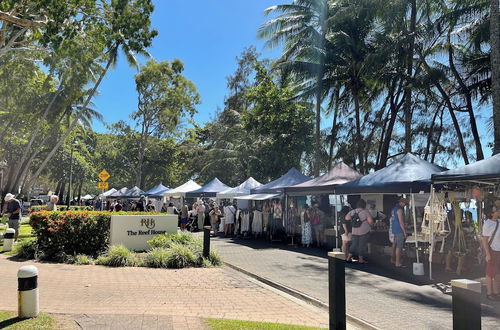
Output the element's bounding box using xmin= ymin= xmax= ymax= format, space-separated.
xmin=345 ymin=199 xmax=374 ymax=264
xmin=482 ymin=206 xmax=500 ymax=301
xmin=391 ymin=198 xmax=408 ymax=268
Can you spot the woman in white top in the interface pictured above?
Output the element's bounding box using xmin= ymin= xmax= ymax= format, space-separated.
xmin=482 ymin=206 xmax=500 ymax=301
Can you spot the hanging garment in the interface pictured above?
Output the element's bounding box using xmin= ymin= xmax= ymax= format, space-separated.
xmin=241 ymin=211 xmax=250 ymax=232
xmin=302 ymin=222 xmax=313 ymax=245
xmin=252 ymin=210 xmax=263 ymax=234
xmin=286 ymin=206 xmax=297 ymax=234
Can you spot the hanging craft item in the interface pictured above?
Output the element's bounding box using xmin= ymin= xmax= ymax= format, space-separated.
xmin=451 ymin=200 xmax=467 ymax=275
xmin=422 ymin=190 xmax=449 ymax=242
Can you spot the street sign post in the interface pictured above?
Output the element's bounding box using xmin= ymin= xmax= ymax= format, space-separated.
xmin=98 ymin=170 xmax=110 ymax=211
xmin=98 ymin=182 xmax=109 ymax=189
xmin=98 ymin=170 xmax=110 ymax=182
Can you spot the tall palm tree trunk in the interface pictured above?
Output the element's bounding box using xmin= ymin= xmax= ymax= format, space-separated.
xmin=353 ymin=90 xmax=365 ymax=173
xmin=328 ymin=93 xmax=340 ymax=171
xmin=404 ymin=0 xmax=417 ymax=153
xmin=491 ymin=0 xmax=500 ymax=154
xmin=448 ymin=38 xmax=484 ymax=160
xmin=27 ymin=46 xmax=117 ymax=187
xmin=7 ymin=75 xmax=65 ymax=193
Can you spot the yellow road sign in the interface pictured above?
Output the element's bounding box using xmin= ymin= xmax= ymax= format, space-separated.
xmin=98 ymin=169 xmax=110 ymax=181
xmin=98 ymin=181 xmax=109 ymax=189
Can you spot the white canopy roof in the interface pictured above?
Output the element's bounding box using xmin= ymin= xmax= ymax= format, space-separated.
xmin=235 ymin=193 xmax=280 ymax=201
xmin=81 ymin=194 xmax=95 ymax=200
xmin=98 ymin=188 xmax=117 ymax=198
xmin=217 ymin=177 xmax=262 ymax=199
xmin=163 ymin=180 xmax=201 ymax=198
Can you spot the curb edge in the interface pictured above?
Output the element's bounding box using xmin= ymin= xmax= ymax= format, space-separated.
xmin=223 ymin=261 xmax=381 ymax=330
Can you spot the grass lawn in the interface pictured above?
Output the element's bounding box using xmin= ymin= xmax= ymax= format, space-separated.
xmin=205 ymin=319 xmax=323 ymax=330
xmin=0 ymin=311 xmax=54 ymax=329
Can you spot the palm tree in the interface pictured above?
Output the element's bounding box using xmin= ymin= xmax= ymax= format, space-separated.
xmin=26 ymin=0 xmax=157 ymax=187
xmin=259 ymin=0 xmax=331 ymax=176
xmin=491 ymin=0 xmax=500 ymax=154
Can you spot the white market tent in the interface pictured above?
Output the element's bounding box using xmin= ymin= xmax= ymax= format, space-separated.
xmin=235 ymin=193 xmax=280 ymax=201
xmin=98 ymin=188 xmax=117 ymax=199
xmin=217 ymin=177 xmax=262 ymax=199
xmin=163 ymin=180 xmax=201 ymax=199
xmin=108 ymin=187 xmax=129 ymax=199
xmin=81 ymin=194 xmax=95 ymax=200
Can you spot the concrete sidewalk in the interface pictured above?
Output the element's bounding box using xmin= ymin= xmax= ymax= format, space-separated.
xmin=211 ymin=236 xmax=500 ymax=330
xmin=0 ymin=254 xmax=341 ymax=329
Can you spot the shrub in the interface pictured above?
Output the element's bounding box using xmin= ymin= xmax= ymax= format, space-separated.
xmin=207 ymin=250 xmax=222 ymax=266
xmin=30 ymin=205 xmax=93 ymax=213
xmin=12 ymin=239 xmax=37 ymax=259
xmin=30 ymin=211 xmax=111 ymax=260
xmin=96 ymin=245 xmax=142 ymax=267
xmin=143 ymin=248 xmax=170 ymax=268
xmin=148 ymin=232 xmax=201 ymax=249
xmin=65 ymin=254 xmax=94 ymax=265
xmin=165 ymin=243 xmax=197 ymax=268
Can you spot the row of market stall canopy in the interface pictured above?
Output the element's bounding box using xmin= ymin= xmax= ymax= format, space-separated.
xmin=99 ymin=153 xmax=499 ymax=201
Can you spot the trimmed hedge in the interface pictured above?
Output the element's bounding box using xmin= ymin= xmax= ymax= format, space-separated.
xmin=30 ymin=205 xmax=93 ymax=212
xmin=30 ymin=211 xmax=111 ymax=260
xmin=29 ymin=210 xmax=160 ymax=261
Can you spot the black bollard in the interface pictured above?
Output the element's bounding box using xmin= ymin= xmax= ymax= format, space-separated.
xmin=451 ymin=279 xmax=481 ymax=330
xmin=328 ymin=251 xmax=346 ymax=330
xmin=203 ymin=226 xmax=211 ymax=258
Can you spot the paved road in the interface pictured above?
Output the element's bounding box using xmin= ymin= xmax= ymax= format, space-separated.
xmin=0 ymin=254 xmax=335 ymax=329
xmin=211 ymin=237 xmax=500 ymax=330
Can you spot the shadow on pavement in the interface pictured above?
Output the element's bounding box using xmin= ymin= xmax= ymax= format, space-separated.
xmin=0 ymin=317 xmax=27 ymax=328
xmin=216 ymin=236 xmax=486 ymax=287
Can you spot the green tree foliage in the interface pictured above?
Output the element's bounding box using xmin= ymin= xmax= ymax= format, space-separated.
xmin=244 ymin=63 xmax=314 ymax=181
xmin=132 ymin=59 xmax=200 ymax=188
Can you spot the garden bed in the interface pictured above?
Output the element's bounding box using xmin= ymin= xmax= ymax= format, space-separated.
xmin=3 ymin=211 xmax=221 ymax=269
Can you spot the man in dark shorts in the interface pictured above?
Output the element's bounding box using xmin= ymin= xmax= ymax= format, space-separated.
xmin=3 ymin=193 xmax=22 ymax=241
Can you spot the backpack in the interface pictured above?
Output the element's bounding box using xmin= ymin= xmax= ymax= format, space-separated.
xmin=351 ymin=211 xmax=363 ymax=228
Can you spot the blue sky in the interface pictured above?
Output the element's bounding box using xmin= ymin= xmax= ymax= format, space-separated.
xmin=92 ymin=0 xmax=280 ymax=132
xmin=91 ymin=0 xmax=493 ymax=162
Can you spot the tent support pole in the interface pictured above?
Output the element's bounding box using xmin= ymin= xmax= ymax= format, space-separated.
xmin=429 ymin=185 xmax=434 ymax=280
xmin=411 ymin=193 xmax=419 ymax=264
xmin=334 ymin=194 xmax=339 ymax=250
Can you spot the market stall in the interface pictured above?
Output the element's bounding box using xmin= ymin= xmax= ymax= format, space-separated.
xmin=335 ymin=153 xmax=447 ymax=274
xmin=120 ymin=186 xmax=145 ymax=199
xmin=284 ymin=162 xmax=362 ymax=248
xmin=247 ymin=168 xmax=310 ymax=239
xmin=144 ymin=183 xmax=170 ymax=198
xmin=163 ymin=180 xmax=201 ymax=207
xmin=108 ymin=187 xmax=129 ymax=199
xmin=184 ymin=178 xmax=231 ymax=198
xmin=427 ymin=154 xmax=500 ymax=279
xmin=217 ymin=177 xmax=262 ymax=199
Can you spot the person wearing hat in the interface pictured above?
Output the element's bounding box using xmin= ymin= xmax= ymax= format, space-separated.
xmin=3 ymin=193 xmax=22 ymax=241
xmin=391 ymin=197 xmax=408 ymax=267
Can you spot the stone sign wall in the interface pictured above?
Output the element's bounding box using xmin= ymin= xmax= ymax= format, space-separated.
xmin=110 ymin=215 xmax=178 ymax=251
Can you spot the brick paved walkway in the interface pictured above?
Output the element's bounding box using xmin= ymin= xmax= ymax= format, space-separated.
xmin=211 ymin=237 xmax=500 ymax=330
xmin=0 ymin=254 xmax=336 ymax=329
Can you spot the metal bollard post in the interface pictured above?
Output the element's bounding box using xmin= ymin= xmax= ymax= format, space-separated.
xmin=328 ymin=251 xmax=346 ymax=330
xmin=203 ymin=226 xmax=211 ymax=258
xmin=3 ymin=228 xmax=15 ymax=252
xmin=451 ymin=279 xmax=481 ymax=330
xmin=18 ymin=265 xmax=39 ymax=318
